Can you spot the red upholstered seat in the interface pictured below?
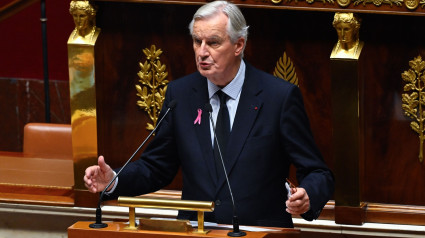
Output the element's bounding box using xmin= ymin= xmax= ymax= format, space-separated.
xmin=23 ymin=123 xmax=72 ymax=160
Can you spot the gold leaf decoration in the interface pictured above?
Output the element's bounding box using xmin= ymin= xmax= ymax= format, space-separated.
xmin=405 ymin=0 xmax=419 ymax=10
xmin=337 ymin=0 xmax=352 ymax=7
xmin=401 ymin=55 xmax=425 ymax=163
xmin=353 ymin=0 xmax=403 ymax=7
xmin=136 ymin=45 xmax=169 ymax=131
xmin=273 ymin=52 xmax=299 ymax=86
xmin=271 ymin=0 xmax=335 ymax=4
xmin=270 ymin=0 xmax=425 ymax=10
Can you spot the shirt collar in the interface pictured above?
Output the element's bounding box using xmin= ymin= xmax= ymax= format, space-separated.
xmin=207 ymin=60 xmax=246 ymax=100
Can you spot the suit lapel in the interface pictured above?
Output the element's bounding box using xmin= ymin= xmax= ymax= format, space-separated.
xmin=216 ymin=64 xmax=264 ymax=191
xmin=190 ymin=75 xmax=218 ymax=187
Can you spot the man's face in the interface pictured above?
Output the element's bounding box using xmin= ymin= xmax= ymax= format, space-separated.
xmin=192 ymin=12 xmax=244 ymax=87
xmin=335 ymin=22 xmax=355 ymax=44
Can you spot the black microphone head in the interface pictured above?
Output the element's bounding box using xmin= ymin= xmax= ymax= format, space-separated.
xmin=204 ymin=103 xmax=213 ymax=113
xmin=168 ymin=100 xmax=177 ymax=109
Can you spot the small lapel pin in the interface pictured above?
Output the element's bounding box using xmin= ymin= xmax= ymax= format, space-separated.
xmin=194 ymin=109 xmax=202 ymax=125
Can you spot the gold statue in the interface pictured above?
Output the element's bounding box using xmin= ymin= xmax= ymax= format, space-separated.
xmin=330 ymin=12 xmax=364 ymax=59
xmin=67 ymin=0 xmax=100 ymax=189
xmin=68 ymin=0 xmax=100 ymax=45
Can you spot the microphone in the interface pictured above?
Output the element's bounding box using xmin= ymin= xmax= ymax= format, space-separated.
xmin=89 ymin=100 xmax=177 ymax=228
xmin=205 ymin=103 xmax=246 ymax=237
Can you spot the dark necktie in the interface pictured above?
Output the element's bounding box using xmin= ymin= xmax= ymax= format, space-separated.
xmin=214 ymin=90 xmax=230 ymax=177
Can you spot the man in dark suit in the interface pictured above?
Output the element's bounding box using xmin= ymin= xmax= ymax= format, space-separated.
xmin=84 ymin=0 xmax=334 ymax=228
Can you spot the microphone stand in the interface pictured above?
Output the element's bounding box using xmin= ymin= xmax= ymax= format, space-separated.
xmin=206 ymin=104 xmax=246 ymax=237
xmin=89 ymin=100 xmax=177 ymax=228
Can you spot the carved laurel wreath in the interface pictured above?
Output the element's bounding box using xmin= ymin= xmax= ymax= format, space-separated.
xmin=401 ymin=55 xmax=425 ymax=163
xmin=135 ymin=45 xmax=169 ymax=131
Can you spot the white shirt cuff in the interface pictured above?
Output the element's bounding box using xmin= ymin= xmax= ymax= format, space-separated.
xmin=105 ymin=171 xmax=118 ymax=195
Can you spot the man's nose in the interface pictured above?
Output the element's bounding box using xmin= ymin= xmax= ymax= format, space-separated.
xmin=198 ymin=42 xmax=209 ymax=57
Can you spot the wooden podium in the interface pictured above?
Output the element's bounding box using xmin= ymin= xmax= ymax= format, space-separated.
xmin=68 ymin=221 xmax=300 ymax=238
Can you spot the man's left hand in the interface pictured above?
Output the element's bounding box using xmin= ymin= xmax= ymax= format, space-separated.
xmin=285 ymin=187 xmax=310 ymax=215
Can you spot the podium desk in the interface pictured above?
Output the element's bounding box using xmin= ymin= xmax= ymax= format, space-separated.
xmin=68 ymin=221 xmax=300 ymax=238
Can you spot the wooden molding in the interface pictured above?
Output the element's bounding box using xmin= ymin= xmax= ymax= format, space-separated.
xmin=296 ymin=201 xmax=425 ymax=226
xmin=94 ymin=0 xmax=425 ymax=16
xmin=366 ymin=203 xmax=425 ymax=226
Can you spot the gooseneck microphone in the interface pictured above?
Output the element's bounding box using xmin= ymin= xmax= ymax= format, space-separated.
xmin=89 ymin=100 xmax=177 ymax=228
xmin=205 ymin=103 xmax=246 ymax=237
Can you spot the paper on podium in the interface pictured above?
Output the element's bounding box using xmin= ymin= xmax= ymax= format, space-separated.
xmin=190 ymin=221 xmax=280 ymax=232
xmin=148 ymin=218 xmax=279 ymax=232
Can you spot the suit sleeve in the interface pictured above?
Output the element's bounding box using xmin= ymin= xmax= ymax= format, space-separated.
xmin=280 ymin=85 xmax=334 ymax=221
xmin=105 ymin=84 xmax=180 ymax=200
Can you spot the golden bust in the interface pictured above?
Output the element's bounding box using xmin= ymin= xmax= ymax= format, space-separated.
xmin=330 ymin=12 xmax=364 ymax=59
xmin=68 ymin=0 xmax=100 ymax=45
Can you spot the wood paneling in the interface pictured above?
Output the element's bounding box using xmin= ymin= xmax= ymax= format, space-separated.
xmin=361 ymin=14 xmax=425 ymax=206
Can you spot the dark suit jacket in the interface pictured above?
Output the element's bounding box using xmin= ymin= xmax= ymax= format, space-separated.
xmin=108 ymin=62 xmax=334 ymax=228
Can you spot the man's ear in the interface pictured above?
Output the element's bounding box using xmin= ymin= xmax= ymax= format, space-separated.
xmin=234 ymin=37 xmax=245 ymax=56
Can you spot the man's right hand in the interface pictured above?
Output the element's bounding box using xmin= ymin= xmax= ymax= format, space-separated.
xmin=84 ymin=155 xmax=115 ymax=193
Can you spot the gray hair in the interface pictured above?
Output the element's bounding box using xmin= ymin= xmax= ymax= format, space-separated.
xmin=188 ymin=1 xmax=249 ymax=57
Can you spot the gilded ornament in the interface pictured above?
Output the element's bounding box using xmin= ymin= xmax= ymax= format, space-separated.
xmin=405 ymin=0 xmax=419 ymax=9
xmin=373 ymin=0 xmax=383 ymax=5
xmin=337 ymin=0 xmax=352 ymax=7
xmin=273 ymin=52 xmax=299 ymax=86
xmin=421 ymin=0 xmax=425 ymax=8
xmin=353 ymin=0 xmax=403 ymax=7
xmin=68 ymin=0 xmax=100 ymax=45
xmin=136 ymin=45 xmax=169 ymax=131
xmin=271 ymin=0 xmax=283 ymax=4
xmin=401 ymin=55 xmax=425 ymax=163
xmin=272 ymin=0 xmax=335 ymax=4
xmin=271 ymin=0 xmax=409 ymax=7
xmin=330 ymin=12 xmax=364 ymax=59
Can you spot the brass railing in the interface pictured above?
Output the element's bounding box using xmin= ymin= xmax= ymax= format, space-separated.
xmin=118 ymin=197 xmax=214 ymax=234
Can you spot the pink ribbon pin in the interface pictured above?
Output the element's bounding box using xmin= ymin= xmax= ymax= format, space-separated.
xmin=194 ymin=109 xmax=202 ymax=125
